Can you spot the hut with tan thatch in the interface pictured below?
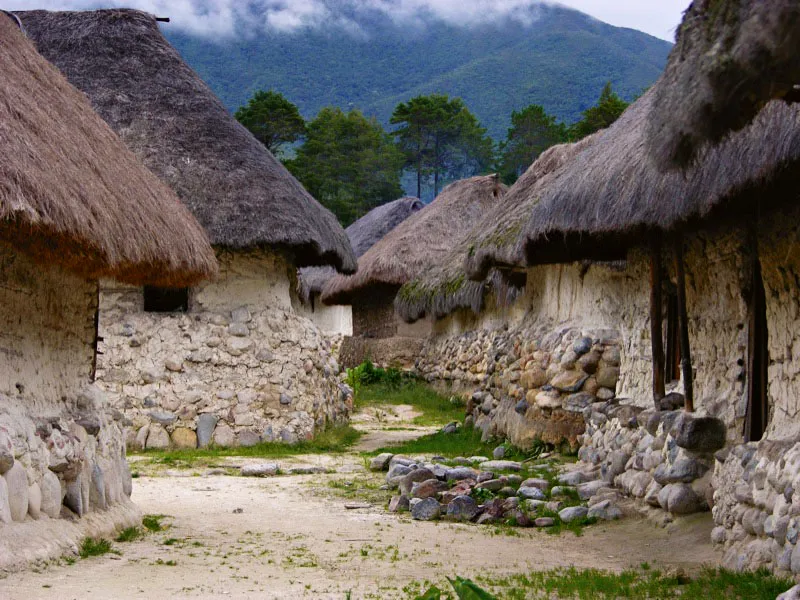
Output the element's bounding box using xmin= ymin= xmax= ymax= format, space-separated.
xmin=323 ymin=175 xmax=504 ymax=368
xmin=18 ymin=9 xmax=357 ymax=449
xmin=647 ymin=0 xmax=800 ymax=168
xmin=519 ymin=81 xmax=800 ymax=572
xmin=297 ymin=197 xmax=423 ymax=335
xmin=398 ymin=137 xmax=634 ymax=450
xmin=0 ymin=12 xmax=215 ymax=567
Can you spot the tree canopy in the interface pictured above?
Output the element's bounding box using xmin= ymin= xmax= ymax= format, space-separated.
xmin=234 ymin=90 xmax=306 ymax=156
xmin=569 ymin=82 xmax=629 ymax=140
xmin=498 ymin=104 xmax=568 ymax=184
xmin=391 ymin=94 xmax=493 ymax=198
xmin=285 ymin=107 xmax=404 ymax=226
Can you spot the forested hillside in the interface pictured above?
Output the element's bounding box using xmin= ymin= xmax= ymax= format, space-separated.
xmin=165 ymin=4 xmax=671 ymax=140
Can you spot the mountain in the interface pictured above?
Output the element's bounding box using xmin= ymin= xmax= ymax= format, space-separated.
xmin=164 ymin=4 xmax=671 ymax=142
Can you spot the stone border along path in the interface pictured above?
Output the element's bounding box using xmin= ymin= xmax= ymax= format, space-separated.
xmin=0 ymin=400 xmax=721 ymax=598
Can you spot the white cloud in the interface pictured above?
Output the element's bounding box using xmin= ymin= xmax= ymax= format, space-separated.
xmin=4 ymin=1 xmax=690 ymax=41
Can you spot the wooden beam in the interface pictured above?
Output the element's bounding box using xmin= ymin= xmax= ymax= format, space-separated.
xmin=673 ymin=238 xmax=694 ymax=411
xmin=649 ymin=240 xmax=665 ymax=408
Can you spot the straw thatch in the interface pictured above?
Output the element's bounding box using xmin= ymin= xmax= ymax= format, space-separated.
xmin=322 ymin=175 xmax=504 ymax=306
xmin=17 ymin=9 xmax=356 ymax=273
xmin=648 ymin=0 xmax=800 ymax=168
xmin=394 ymin=140 xmax=590 ymax=323
xmin=298 ymin=197 xmax=423 ymax=303
xmin=523 ymin=82 xmax=800 ymax=265
xmin=0 ymin=13 xmax=216 ymax=287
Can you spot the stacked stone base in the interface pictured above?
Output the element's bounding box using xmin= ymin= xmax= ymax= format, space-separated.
xmin=0 ymin=386 xmax=136 ymax=571
xmin=573 ymin=400 xmax=725 ymax=521
xmin=98 ymin=296 xmax=351 ymax=449
xmin=712 ymin=440 xmax=800 ymax=574
xmin=418 ymin=323 xmax=621 ymax=451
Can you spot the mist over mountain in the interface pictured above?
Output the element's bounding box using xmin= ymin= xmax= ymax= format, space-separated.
xmin=163 ymin=3 xmax=671 ymax=141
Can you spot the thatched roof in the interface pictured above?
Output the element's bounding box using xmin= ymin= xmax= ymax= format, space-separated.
xmin=298 ymin=197 xmax=423 ymax=303
xmin=322 ymin=175 xmax=504 ymax=306
xmin=17 ymin=9 xmax=356 ymax=273
xmin=648 ymin=0 xmax=800 ymax=168
xmin=522 ymin=82 xmax=800 ymax=265
xmin=0 ymin=12 xmax=216 ymax=287
xmin=394 ymin=140 xmax=590 ymax=323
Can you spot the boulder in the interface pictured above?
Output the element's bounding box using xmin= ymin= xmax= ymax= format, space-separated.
xmin=411 ymin=479 xmax=449 ymax=499
xmin=41 ymin=471 xmax=62 ymax=518
xmin=241 ymin=463 xmax=279 ymax=477
xmin=0 ymin=477 xmax=11 ymax=523
xmin=27 ymin=483 xmax=41 ymax=520
xmin=587 ymin=500 xmax=622 ymax=520
xmin=212 ymin=423 xmax=237 ymax=447
xmin=145 ymin=424 xmax=170 ymax=449
xmin=370 ymin=453 xmax=393 ymax=472
xmin=518 ymin=486 xmax=546 ymax=501
xmin=0 ymin=429 xmax=13 ymax=474
xmin=399 ymin=468 xmax=436 ymax=497
xmin=446 ymin=495 xmax=480 ymax=521
xmin=4 ymin=463 xmax=28 ymax=522
xmin=558 ymin=506 xmax=589 ymax=523
xmin=552 ymin=370 xmax=589 ymax=393
xmin=445 ymin=467 xmax=479 ymax=481
xmin=171 ymin=428 xmax=198 ymax=449
xmin=388 ymin=495 xmax=410 ymax=513
xmin=478 ymin=460 xmax=521 ymax=472
xmin=670 ymin=413 xmax=726 ymax=453
xmin=411 ymin=497 xmax=441 ymax=521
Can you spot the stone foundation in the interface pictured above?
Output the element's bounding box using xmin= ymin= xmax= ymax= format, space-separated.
xmin=417 ymin=321 xmax=622 ymax=450
xmin=711 ymin=440 xmax=800 ymax=574
xmin=97 ymin=250 xmax=351 ymax=449
xmin=575 ymin=402 xmax=725 ymax=520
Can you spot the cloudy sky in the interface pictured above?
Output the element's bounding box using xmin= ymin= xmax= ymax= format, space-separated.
xmin=5 ymin=1 xmax=691 ymax=41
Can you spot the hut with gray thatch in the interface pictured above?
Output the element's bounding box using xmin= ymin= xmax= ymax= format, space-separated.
xmin=323 ymin=175 xmax=503 ymax=367
xmin=0 ymin=12 xmax=215 ymax=566
xmin=647 ymin=0 xmax=800 ymax=168
xmin=18 ymin=9 xmax=357 ymax=450
xmin=517 ymin=80 xmax=800 ymax=569
xmin=297 ymin=197 xmax=423 ymax=335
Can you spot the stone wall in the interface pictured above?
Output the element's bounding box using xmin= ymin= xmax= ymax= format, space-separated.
xmin=97 ymin=249 xmax=351 ymax=449
xmin=416 ymin=262 xmax=632 ymax=450
xmin=0 ymin=247 xmax=136 ymax=569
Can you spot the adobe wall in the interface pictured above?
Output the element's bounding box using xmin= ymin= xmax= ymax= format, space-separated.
xmin=0 ymin=245 xmax=136 ymax=570
xmin=711 ymin=203 xmax=800 ymax=575
xmin=294 ymin=294 xmax=353 ymax=337
xmin=96 ymin=249 xmax=351 ymax=449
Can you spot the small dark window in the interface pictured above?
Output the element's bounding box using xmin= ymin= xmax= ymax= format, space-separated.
xmin=143 ymin=286 xmax=189 ymax=313
xmin=665 ymin=288 xmax=681 ymax=383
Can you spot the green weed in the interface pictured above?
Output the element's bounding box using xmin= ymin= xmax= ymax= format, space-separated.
xmin=142 ymin=514 xmax=169 ymax=532
xmin=78 ymin=538 xmax=116 ymax=559
xmin=115 ymin=527 xmax=142 ymax=542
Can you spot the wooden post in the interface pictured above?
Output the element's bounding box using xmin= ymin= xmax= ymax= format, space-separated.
xmin=673 ymin=238 xmax=694 ymax=412
xmin=649 ymin=240 xmax=666 ymax=409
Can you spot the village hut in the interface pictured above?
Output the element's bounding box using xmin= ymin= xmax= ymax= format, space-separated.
xmin=322 ymin=175 xmax=503 ymax=367
xmin=18 ymin=9 xmax=357 ymax=450
xmin=0 ymin=12 xmax=215 ymax=566
xmin=647 ymin=0 xmax=800 ymax=168
xmin=297 ymin=197 xmax=423 ymax=335
xmin=519 ymin=82 xmax=800 ymax=572
xmin=395 ymin=141 xmax=593 ymax=326
xmin=404 ymin=136 xmax=635 ymax=452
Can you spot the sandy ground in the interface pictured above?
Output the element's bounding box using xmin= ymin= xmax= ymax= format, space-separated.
xmin=0 ymin=406 xmax=722 ymax=599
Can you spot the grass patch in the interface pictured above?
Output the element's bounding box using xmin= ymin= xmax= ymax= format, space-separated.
xmin=468 ymin=565 xmax=794 ymax=599
xmin=78 ymin=538 xmax=116 ymax=559
xmin=357 ymin=380 xmax=464 ymax=427
xmin=132 ymin=424 xmax=361 ymax=466
xmin=115 ymin=527 xmax=143 ymax=542
xmin=142 ymin=514 xmax=169 ymax=532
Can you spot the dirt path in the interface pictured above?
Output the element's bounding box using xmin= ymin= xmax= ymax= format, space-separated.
xmin=0 ymin=402 xmax=722 ymax=599
xmin=0 ymin=466 xmax=720 ymax=600
xmin=350 ymin=404 xmax=438 ymax=452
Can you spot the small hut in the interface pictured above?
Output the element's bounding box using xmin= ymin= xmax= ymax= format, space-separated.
xmin=521 ymin=81 xmax=800 ymax=570
xmin=647 ymin=0 xmax=800 ymax=168
xmin=0 ymin=12 xmax=214 ymax=566
xmin=297 ymin=197 xmax=423 ymax=335
xmin=323 ymin=175 xmax=503 ymax=367
xmin=18 ymin=9 xmax=357 ymax=449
